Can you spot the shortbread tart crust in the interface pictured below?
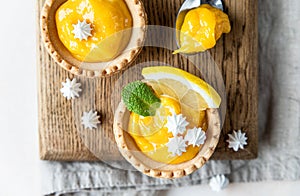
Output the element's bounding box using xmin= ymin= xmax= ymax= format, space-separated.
xmin=113 ymin=101 xmax=221 ymax=179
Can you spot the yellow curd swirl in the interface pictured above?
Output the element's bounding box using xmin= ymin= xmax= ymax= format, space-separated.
xmin=56 ymin=0 xmax=133 ymax=62
xmin=174 ymin=4 xmax=231 ymax=54
xmin=128 ymin=94 xmax=207 ymax=164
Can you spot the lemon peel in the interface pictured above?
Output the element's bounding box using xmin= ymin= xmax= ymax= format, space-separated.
xmin=142 ymin=66 xmax=221 ymax=108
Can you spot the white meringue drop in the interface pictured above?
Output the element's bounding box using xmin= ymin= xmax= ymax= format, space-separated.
xmin=81 ymin=110 xmax=101 ymax=130
xmin=185 ymin=127 xmax=206 ymax=147
xmin=60 ymin=78 xmax=82 ymax=100
xmin=72 ymin=20 xmax=93 ymax=41
xmin=165 ymin=111 xmax=189 ymax=136
xmin=166 ymin=136 xmax=187 ymax=156
xmin=209 ymin=174 xmax=229 ymax=192
xmin=226 ymin=130 xmax=248 ymax=151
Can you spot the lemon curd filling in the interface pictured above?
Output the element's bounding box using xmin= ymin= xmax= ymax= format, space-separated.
xmin=55 ymin=0 xmax=133 ymax=62
xmin=128 ymin=95 xmax=207 ymax=164
xmin=174 ymin=4 xmax=231 ymax=54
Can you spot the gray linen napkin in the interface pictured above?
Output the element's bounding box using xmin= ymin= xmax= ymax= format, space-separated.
xmin=41 ymin=0 xmax=300 ymax=195
xmin=41 ymin=161 xmax=230 ymax=195
xmin=229 ymin=0 xmax=300 ymax=182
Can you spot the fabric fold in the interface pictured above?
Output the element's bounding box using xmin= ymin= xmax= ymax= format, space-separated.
xmin=41 ymin=161 xmax=231 ymax=195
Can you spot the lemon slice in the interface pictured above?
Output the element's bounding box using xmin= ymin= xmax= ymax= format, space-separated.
xmin=142 ymin=66 xmax=221 ymax=108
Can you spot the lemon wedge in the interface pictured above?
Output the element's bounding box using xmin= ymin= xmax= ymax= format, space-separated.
xmin=142 ymin=66 xmax=221 ymax=108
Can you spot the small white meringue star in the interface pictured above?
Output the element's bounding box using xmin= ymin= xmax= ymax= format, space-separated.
xmin=185 ymin=127 xmax=206 ymax=147
xmin=166 ymin=136 xmax=187 ymax=156
xmin=165 ymin=111 xmax=189 ymax=136
xmin=60 ymin=78 xmax=82 ymax=100
xmin=209 ymin=174 xmax=229 ymax=192
xmin=72 ymin=20 xmax=92 ymax=41
xmin=81 ymin=110 xmax=101 ymax=130
xmin=226 ymin=130 xmax=248 ymax=151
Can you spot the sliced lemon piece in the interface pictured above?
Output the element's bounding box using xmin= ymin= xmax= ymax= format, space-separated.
xmin=181 ymin=103 xmax=207 ymax=129
xmin=181 ymin=89 xmax=207 ymax=110
xmin=142 ymin=66 xmax=221 ymax=108
xmin=157 ymin=78 xmax=188 ymax=99
xmin=146 ymin=80 xmax=179 ymax=99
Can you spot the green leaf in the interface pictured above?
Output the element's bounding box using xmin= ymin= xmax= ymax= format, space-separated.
xmin=121 ymin=81 xmax=161 ymax=116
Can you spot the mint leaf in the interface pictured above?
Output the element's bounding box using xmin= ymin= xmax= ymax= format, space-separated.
xmin=122 ymin=81 xmax=161 ymax=116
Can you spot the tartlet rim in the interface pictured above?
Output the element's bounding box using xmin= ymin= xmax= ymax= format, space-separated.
xmin=113 ymin=101 xmax=221 ymax=179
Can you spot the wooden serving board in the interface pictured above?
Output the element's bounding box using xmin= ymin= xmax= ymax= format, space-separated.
xmin=37 ymin=0 xmax=258 ymax=161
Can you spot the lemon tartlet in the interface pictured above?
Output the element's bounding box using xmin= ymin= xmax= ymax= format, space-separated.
xmin=41 ymin=0 xmax=147 ymax=77
xmin=114 ymin=67 xmax=221 ymax=178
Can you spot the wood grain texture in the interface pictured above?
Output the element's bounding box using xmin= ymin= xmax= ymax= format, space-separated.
xmin=37 ymin=0 xmax=258 ymax=161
